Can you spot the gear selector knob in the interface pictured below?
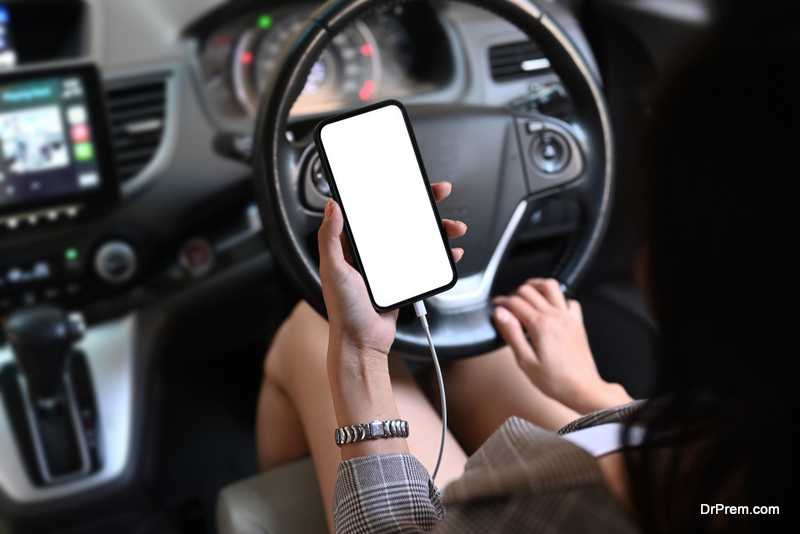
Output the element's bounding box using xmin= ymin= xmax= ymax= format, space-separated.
xmin=4 ymin=304 xmax=85 ymax=402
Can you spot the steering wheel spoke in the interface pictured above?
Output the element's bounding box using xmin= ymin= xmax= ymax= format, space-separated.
xmin=403 ymin=105 xmax=533 ymax=278
xmin=428 ymin=198 xmax=530 ymax=313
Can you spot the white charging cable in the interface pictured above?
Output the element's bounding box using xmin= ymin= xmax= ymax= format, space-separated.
xmin=412 ymin=300 xmax=446 ymax=482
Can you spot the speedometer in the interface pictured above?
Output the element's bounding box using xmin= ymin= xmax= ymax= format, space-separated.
xmin=231 ymin=10 xmax=381 ymax=116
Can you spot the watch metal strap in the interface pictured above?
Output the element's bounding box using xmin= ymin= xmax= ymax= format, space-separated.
xmin=335 ymin=419 xmax=409 ymax=447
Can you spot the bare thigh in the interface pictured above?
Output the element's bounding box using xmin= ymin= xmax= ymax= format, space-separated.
xmin=257 ymin=301 xmax=468 ymax=533
xmin=428 ymin=346 xmax=581 ymax=455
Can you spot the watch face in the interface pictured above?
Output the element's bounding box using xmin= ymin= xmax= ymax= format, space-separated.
xmin=369 ymin=420 xmax=385 ymax=439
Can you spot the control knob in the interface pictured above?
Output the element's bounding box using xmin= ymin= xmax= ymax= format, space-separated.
xmin=94 ymin=241 xmax=137 ymax=284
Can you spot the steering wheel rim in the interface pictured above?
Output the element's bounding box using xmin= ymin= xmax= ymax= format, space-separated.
xmin=253 ymin=0 xmax=613 ymax=359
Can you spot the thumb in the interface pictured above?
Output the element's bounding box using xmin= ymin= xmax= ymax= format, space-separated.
xmin=318 ymin=199 xmax=347 ymax=273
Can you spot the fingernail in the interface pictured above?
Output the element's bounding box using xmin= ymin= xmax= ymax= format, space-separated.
xmin=494 ymin=307 xmax=508 ymax=324
xmin=324 ymin=198 xmax=333 ymax=218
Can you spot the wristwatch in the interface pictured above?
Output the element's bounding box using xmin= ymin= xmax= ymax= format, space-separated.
xmin=335 ymin=419 xmax=409 ymax=447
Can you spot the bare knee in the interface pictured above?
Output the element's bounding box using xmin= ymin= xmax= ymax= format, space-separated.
xmin=264 ymin=301 xmax=330 ymax=395
xmin=257 ymin=302 xmax=330 ymax=470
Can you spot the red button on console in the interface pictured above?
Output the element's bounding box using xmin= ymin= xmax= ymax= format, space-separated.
xmin=180 ymin=239 xmax=214 ymax=277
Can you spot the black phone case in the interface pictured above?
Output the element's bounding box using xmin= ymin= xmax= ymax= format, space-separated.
xmin=313 ymin=99 xmax=458 ymax=313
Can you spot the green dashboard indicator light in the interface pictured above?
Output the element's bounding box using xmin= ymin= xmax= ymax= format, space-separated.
xmin=65 ymin=248 xmax=79 ymax=261
xmin=258 ymin=14 xmax=273 ymax=29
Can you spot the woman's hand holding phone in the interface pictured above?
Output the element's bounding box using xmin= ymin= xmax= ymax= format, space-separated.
xmin=320 ymin=181 xmax=466 ymax=360
xmin=319 ymin=181 xmax=466 ymax=460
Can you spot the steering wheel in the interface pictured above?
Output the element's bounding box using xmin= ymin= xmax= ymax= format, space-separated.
xmin=253 ymin=0 xmax=613 ymax=359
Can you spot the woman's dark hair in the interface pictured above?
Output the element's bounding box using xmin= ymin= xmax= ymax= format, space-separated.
xmin=625 ymin=2 xmax=800 ymax=532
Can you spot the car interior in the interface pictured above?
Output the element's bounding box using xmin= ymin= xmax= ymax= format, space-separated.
xmin=0 ymin=0 xmax=713 ymax=532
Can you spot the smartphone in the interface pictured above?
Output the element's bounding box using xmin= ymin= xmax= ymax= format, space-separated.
xmin=314 ymin=100 xmax=458 ymax=312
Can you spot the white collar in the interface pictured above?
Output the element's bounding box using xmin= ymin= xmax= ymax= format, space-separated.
xmin=562 ymin=423 xmax=647 ymax=457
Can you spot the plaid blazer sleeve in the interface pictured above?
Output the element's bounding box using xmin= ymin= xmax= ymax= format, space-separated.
xmin=333 ymin=453 xmax=444 ymax=534
xmin=333 ymin=416 xmax=640 ymax=534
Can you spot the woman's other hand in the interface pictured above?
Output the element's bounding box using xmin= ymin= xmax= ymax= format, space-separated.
xmin=493 ymin=279 xmax=633 ymax=414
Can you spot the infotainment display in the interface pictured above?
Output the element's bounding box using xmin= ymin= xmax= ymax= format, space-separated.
xmin=0 ymin=64 xmax=118 ymax=224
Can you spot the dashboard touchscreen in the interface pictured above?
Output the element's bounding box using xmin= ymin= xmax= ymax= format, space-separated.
xmin=0 ymin=64 xmax=118 ymax=223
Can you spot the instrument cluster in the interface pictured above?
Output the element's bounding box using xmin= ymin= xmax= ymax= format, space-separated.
xmin=195 ymin=3 xmax=454 ymax=118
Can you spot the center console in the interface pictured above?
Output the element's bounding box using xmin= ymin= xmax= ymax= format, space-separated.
xmin=0 ymin=64 xmax=130 ymax=501
xmin=0 ymin=64 xmax=127 ymax=316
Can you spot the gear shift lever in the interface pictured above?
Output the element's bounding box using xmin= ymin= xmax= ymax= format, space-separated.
xmin=4 ymin=304 xmax=85 ymax=405
xmin=0 ymin=304 xmax=95 ymax=485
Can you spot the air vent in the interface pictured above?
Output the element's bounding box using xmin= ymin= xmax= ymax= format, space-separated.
xmin=105 ymin=78 xmax=167 ymax=183
xmin=489 ymin=41 xmax=551 ymax=81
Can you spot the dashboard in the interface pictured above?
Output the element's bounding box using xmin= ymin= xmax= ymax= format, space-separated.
xmin=195 ymin=2 xmax=454 ymax=118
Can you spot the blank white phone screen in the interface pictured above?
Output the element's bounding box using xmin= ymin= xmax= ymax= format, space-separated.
xmin=320 ymin=104 xmax=454 ymax=309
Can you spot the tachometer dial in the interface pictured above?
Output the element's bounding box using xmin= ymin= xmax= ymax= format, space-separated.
xmin=231 ymin=10 xmax=381 ymax=116
xmin=366 ymin=12 xmax=413 ymax=81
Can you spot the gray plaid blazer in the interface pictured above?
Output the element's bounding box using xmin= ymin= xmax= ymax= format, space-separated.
xmin=333 ymin=409 xmax=644 ymax=533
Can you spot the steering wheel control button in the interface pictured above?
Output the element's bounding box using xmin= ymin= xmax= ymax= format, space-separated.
xmin=180 ymin=239 xmax=214 ymax=278
xmin=526 ymin=121 xmax=544 ymax=133
xmin=311 ymin=156 xmax=331 ymax=197
xmin=515 ymin=117 xmax=585 ymax=191
xmin=94 ymin=241 xmax=137 ymax=284
xmin=531 ymin=130 xmax=570 ymax=174
xmin=300 ymin=146 xmax=333 ymax=210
